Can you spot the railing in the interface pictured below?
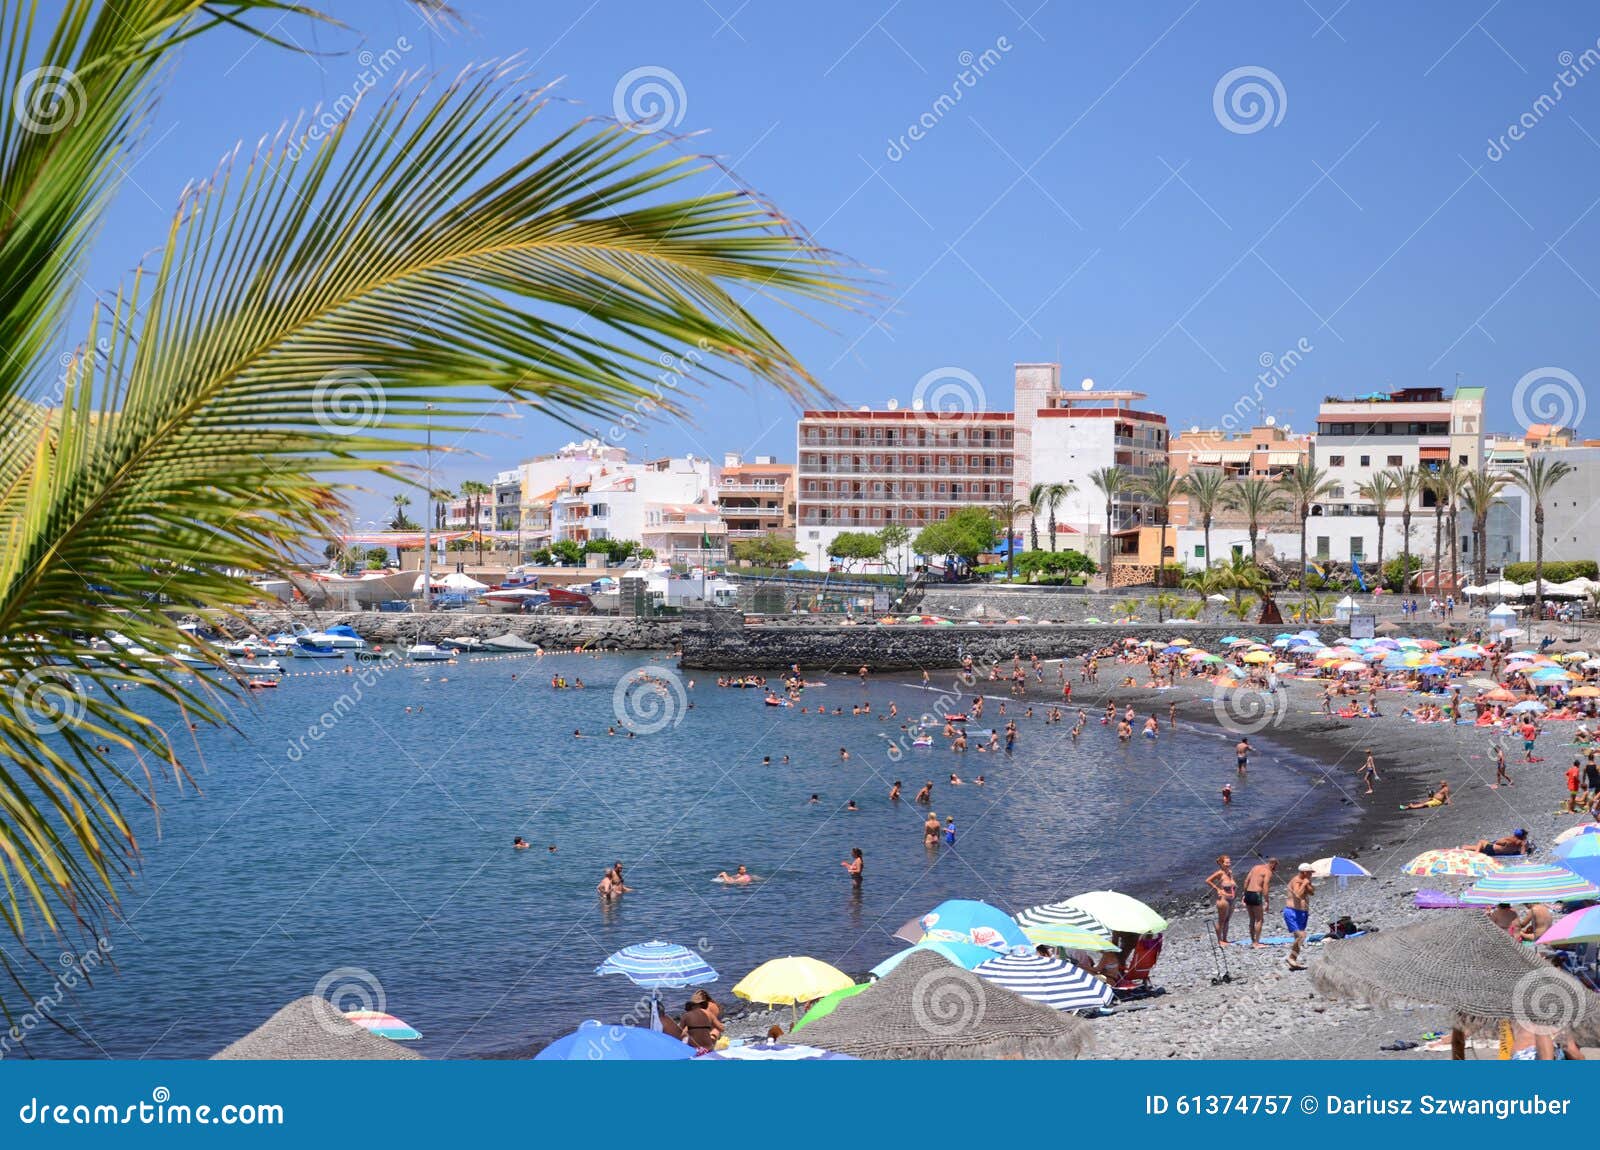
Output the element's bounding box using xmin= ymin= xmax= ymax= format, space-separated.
xmin=717 ymin=482 xmax=788 ymax=493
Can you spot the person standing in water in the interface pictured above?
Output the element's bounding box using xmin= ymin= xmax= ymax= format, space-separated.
xmin=841 ymin=847 xmax=863 ymax=887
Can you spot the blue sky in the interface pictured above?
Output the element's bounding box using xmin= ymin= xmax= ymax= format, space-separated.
xmin=73 ymin=1 xmax=1600 ymax=519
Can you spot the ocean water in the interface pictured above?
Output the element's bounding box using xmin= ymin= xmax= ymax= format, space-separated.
xmin=12 ymin=652 xmax=1357 ymax=1059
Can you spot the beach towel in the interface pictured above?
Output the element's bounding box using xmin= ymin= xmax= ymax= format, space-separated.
xmin=1413 ymin=889 xmax=1472 ymax=909
xmin=1244 ymin=933 xmax=1328 ymax=946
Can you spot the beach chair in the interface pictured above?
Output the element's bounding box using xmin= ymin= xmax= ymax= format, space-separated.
xmin=1112 ymin=934 xmax=1165 ymax=999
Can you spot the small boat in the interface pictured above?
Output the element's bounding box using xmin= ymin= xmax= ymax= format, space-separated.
xmin=406 ymin=643 xmax=454 ymax=662
xmin=440 ymin=637 xmax=485 ymax=652
xmin=225 ymin=658 xmax=284 ymax=676
xmin=291 ymin=638 xmax=344 ymax=659
xmin=246 ymin=677 xmax=279 ymax=690
xmin=291 ymin=622 xmax=363 ymax=649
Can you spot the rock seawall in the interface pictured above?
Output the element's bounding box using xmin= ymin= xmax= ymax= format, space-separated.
xmin=235 ymin=610 xmax=681 ymax=651
xmin=680 ymin=612 xmax=1459 ymax=671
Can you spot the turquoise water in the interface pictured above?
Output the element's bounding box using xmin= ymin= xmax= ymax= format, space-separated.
xmin=13 ymin=652 xmax=1355 ymax=1058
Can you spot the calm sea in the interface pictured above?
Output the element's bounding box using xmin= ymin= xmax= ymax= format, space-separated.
xmin=13 ymin=651 xmax=1356 ymax=1058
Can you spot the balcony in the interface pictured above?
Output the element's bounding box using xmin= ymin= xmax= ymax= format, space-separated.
xmin=718 ymin=481 xmax=787 ymax=493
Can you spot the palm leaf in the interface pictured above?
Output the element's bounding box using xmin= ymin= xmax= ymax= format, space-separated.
xmin=0 ymin=51 xmax=859 ymax=1014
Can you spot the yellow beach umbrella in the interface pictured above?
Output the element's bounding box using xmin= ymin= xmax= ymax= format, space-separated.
xmin=1241 ymin=650 xmax=1273 ymax=664
xmin=1021 ymin=924 xmax=1118 ymax=952
xmin=733 ymin=956 xmax=854 ymax=1020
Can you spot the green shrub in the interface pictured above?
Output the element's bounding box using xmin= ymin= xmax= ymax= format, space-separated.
xmin=1503 ymin=560 xmax=1598 ymax=583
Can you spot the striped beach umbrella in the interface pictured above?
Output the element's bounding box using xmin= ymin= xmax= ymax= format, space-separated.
xmin=1013 ymin=901 xmax=1113 ymax=940
xmin=342 ymin=1010 xmax=421 ymax=1041
xmin=702 ymin=1041 xmax=857 ymax=1061
xmin=973 ymin=952 xmax=1113 ymax=1012
xmin=596 ymin=940 xmax=718 ymax=989
xmin=1554 ymin=824 xmax=1600 ymax=846
xmin=1401 ymin=849 xmax=1505 ymax=878
xmin=1461 ymin=863 xmax=1600 ymax=905
xmin=1537 ymin=905 xmax=1600 ymax=946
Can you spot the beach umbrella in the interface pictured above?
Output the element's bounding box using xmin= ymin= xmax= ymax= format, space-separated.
xmin=1481 ymin=687 xmax=1519 ymax=702
xmin=791 ymin=983 xmax=870 ymax=1031
xmin=1242 ymin=650 xmax=1273 ymax=664
xmin=914 ymin=898 xmax=1031 ymax=951
xmin=1020 ymin=924 xmax=1119 ymax=953
xmin=1169 ymin=637 xmax=1192 ymax=646
xmin=212 ymin=998 xmax=424 ymax=1060
xmin=534 ymin=1020 xmax=695 ymax=1061
xmin=1508 ymin=700 xmax=1547 ymax=713
xmin=1537 ymin=905 xmax=1600 ymax=946
xmin=869 ymin=940 xmax=995 ymax=979
xmin=1065 ymin=891 xmax=1168 ymax=934
xmin=342 ymin=1010 xmax=421 ymax=1041
xmin=1401 ymin=849 xmax=1505 ymax=878
xmin=1308 ymin=857 xmax=1371 ymax=881
xmin=701 ymin=1041 xmax=857 ymax=1061
xmin=1337 ymin=661 xmax=1369 ymax=673
xmin=1553 ymin=823 xmax=1600 ymax=846
xmin=1014 ymin=901 xmax=1114 ymax=939
xmin=795 ymin=949 xmax=1089 ymax=1060
xmin=1566 ymin=685 xmax=1600 ymax=698
xmin=1467 ymin=678 xmax=1500 ymax=690
xmin=596 ymin=940 xmax=718 ymax=988
xmin=973 ymin=952 xmax=1114 ymax=1012
xmin=1310 ymin=913 xmax=1600 ymax=1050
xmin=733 ymin=957 xmax=854 ymax=1020
xmin=1460 ymin=862 xmax=1600 ymax=905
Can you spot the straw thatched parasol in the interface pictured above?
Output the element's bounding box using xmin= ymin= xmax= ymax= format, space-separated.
xmin=796 ymin=948 xmax=1090 ymax=1059
xmin=1310 ymin=912 xmax=1600 ymax=1047
xmin=212 ymin=997 xmax=425 ymax=1060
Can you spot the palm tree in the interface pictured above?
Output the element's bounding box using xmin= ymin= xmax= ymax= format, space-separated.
xmin=390 ymin=493 xmax=416 ymax=531
xmin=459 ymin=479 xmax=492 ymax=562
xmin=1390 ymin=466 xmax=1426 ymax=593
xmin=1221 ymin=476 xmax=1288 ymax=560
xmin=1357 ymin=471 xmax=1398 ymax=595
xmin=1423 ymin=464 xmax=1460 ymax=600
xmin=1459 ymin=470 xmax=1508 ymax=590
xmin=1042 ymin=481 xmax=1074 ymax=552
xmin=1026 ymin=483 xmax=1046 ymax=552
xmin=1513 ymin=456 xmax=1576 ymax=623
xmin=432 ymin=487 xmax=455 ymax=532
xmin=993 ymin=500 xmax=1031 ymax=579
xmin=1432 ymin=463 xmax=1468 ymax=598
xmin=1281 ymin=464 xmax=1337 ymax=591
xmin=1180 ymin=468 xmax=1226 ymax=575
xmin=1088 ymin=466 xmax=1127 ymax=573
xmin=0 ymin=3 xmax=853 ymax=1010
xmin=1133 ymin=463 xmax=1183 ymax=588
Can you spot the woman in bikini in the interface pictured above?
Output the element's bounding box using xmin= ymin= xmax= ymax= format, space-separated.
xmin=1205 ymin=854 xmax=1238 ymax=944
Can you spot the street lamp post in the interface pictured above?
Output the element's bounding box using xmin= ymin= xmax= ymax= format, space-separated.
xmin=422 ymin=405 xmax=434 ymax=612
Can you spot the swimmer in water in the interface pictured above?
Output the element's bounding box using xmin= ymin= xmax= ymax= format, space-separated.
xmin=889 ymin=780 xmax=901 ymax=800
xmin=513 ymin=837 xmax=530 ymax=850
xmin=922 ymin=812 xmax=941 ymax=846
xmin=949 ymin=773 xmax=964 ymax=785
xmin=845 ymin=800 xmax=858 ymax=812
xmin=914 ymin=781 xmax=933 ymax=804
xmin=717 ymin=865 xmax=753 ymax=884
xmin=808 ymin=793 xmax=820 ymax=804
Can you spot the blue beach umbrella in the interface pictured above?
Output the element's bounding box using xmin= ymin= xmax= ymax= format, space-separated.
xmin=1555 ymin=835 xmax=1600 ymax=861
xmin=915 ymin=899 xmax=1030 ymax=951
xmin=869 ymin=940 xmax=996 ymax=979
xmin=535 ymin=1020 xmax=695 ymax=1061
xmin=596 ymin=940 xmax=719 ymax=988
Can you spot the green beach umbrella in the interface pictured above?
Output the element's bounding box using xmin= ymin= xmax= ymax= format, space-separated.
xmin=791 ymin=982 xmax=869 ymax=1032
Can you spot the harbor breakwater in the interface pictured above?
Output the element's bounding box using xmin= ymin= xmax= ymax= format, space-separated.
xmin=233 ymin=610 xmax=680 ymax=651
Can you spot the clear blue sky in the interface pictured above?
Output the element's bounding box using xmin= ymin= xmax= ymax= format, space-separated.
xmin=73 ymin=1 xmax=1600 ymax=520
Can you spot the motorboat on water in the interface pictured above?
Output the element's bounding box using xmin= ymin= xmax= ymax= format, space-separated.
xmin=289 ymin=622 xmax=364 ymax=649
xmin=405 ymin=643 xmax=455 ymax=662
xmin=224 ymin=658 xmax=284 ymax=676
xmin=223 ymin=635 xmax=289 ymax=657
xmin=291 ymin=637 xmax=344 ymax=659
xmin=440 ymin=636 xmax=486 ymax=652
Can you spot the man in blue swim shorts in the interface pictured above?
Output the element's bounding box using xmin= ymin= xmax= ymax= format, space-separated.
xmin=1284 ymin=863 xmax=1316 ymax=971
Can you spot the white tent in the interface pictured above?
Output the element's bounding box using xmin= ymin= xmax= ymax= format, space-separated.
xmin=1471 ymin=579 xmax=1525 ymax=599
xmin=1334 ymin=595 xmax=1356 ymax=622
xmin=1545 ymin=578 xmax=1596 ymax=598
xmin=412 ymin=571 xmax=489 ymax=593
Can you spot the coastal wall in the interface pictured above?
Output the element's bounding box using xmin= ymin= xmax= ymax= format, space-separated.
xmin=681 ymin=612 xmax=1460 ymax=671
xmin=233 ymin=610 xmax=680 ymax=651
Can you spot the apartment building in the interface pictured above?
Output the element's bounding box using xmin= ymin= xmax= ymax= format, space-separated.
xmin=795 ymin=409 xmax=1015 ymax=565
xmin=715 ymin=454 xmax=795 ymax=543
xmin=551 ymin=456 xmax=715 ymax=548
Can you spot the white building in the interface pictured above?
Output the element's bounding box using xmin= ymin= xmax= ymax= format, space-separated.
xmin=552 ymin=456 xmax=715 ymax=549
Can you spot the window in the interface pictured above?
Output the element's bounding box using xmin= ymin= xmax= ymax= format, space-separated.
xmin=1195 ymin=544 xmax=1207 ymax=559
xmin=1458 ymin=455 xmax=1468 ymax=465
xmin=1316 ymin=536 xmax=1330 ymax=560
xmin=1328 ymin=455 xmax=1345 ymax=466
xmin=1359 ymin=455 xmax=1370 ymax=467
xmin=1350 ymin=538 xmax=1364 ymax=561
xmin=1387 ymin=455 xmax=1402 ymax=467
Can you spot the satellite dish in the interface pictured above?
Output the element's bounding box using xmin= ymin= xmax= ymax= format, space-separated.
xmin=858 ymin=405 xmax=870 ymax=412
xmin=912 ymin=398 xmax=925 ymax=411
xmin=1265 ymin=415 xmax=1276 ymax=426
xmin=1190 ymin=425 xmax=1200 ymax=434
xmin=886 ymin=398 xmax=899 ymax=411
xmin=1080 ymin=377 xmax=1095 ymax=391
